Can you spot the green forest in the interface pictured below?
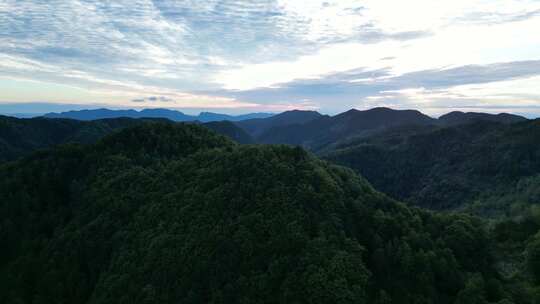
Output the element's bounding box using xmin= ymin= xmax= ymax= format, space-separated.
xmin=1 ymin=120 xmax=540 ymax=303
xmin=324 ymin=120 xmax=540 ymax=215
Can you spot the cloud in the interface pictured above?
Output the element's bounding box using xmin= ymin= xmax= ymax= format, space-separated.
xmin=0 ymin=0 xmax=430 ymax=102
xmin=132 ymin=96 xmax=175 ymax=103
xmin=456 ymin=8 xmax=540 ymax=25
xmin=1 ymin=0 xmax=540 ymax=115
xmin=211 ymin=60 xmax=540 ymax=113
xmin=390 ymin=60 xmax=540 ymax=88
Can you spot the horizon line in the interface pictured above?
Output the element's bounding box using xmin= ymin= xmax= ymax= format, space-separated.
xmin=1 ymin=103 xmax=538 ymax=119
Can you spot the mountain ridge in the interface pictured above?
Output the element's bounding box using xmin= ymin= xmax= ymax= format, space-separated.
xmin=40 ymin=107 xmax=529 ymax=153
xmin=256 ymin=107 xmax=437 ymax=150
xmin=0 ymin=115 xmax=253 ymax=162
xmin=235 ymin=109 xmax=325 ymax=137
xmin=43 ymin=108 xmax=275 ymax=122
xmin=438 ymin=111 xmax=527 ymax=125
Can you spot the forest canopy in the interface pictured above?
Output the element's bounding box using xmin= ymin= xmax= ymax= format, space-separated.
xmin=0 ymin=122 xmax=537 ymax=303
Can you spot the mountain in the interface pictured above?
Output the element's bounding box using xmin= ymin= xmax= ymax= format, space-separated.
xmin=258 ymin=107 xmax=436 ymax=150
xmin=138 ymin=108 xmax=197 ymax=121
xmin=198 ymin=112 xmax=274 ymax=122
xmin=323 ymin=119 xmax=540 ymax=214
xmin=439 ymin=111 xmax=527 ymax=126
xmin=0 ymin=115 xmax=149 ymax=162
xmin=44 ymin=108 xmax=274 ymax=122
xmin=41 ymin=108 xmax=528 ymax=149
xmin=202 ymin=121 xmax=254 ymax=144
xmin=0 ymin=116 xmax=252 ymax=162
xmin=44 ymin=108 xmax=149 ymax=120
xmin=236 ymin=110 xmax=324 ymax=137
xmin=0 ymin=122 xmax=520 ymax=303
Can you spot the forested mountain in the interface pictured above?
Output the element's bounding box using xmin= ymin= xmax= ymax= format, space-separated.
xmin=235 ymin=109 xmax=324 ymax=137
xmin=0 ymin=116 xmax=252 ymax=162
xmin=232 ymin=108 xmax=527 ymax=152
xmin=256 ymin=108 xmax=436 ymax=150
xmin=44 ymin=108 xmax=274 ymax=122
xmin=0 ymin=122 xmax=530 ymax=303
xmin=0 ymin=115 xmax=149 ymax=162
xmin=439 ymin=111 xmax=527 ymax=126
xmin=323 ymin=119 xmax=540 ymax=215
xmin=202 ymin=121 xmax=254 ymax=144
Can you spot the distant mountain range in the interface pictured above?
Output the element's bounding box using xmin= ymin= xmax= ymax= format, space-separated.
xmin=41 ymin=107 xmax=527 ymax=137
xmin=43 ymin=108 xmax=275 ymax=122
xmin=235 ymin=107 xmax=527 ymax=150
xmin=38 ymin=107 xmax=530 ymax=153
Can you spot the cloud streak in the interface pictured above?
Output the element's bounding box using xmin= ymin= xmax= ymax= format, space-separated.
xmin=213 ymin=60 xmax=540 ymax=114
xmin=132 ymin=96 xmax=175 ymax=103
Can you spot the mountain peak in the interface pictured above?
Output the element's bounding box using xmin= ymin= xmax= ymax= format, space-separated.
xmin=439 ymin=111 xmax=527 ymax=125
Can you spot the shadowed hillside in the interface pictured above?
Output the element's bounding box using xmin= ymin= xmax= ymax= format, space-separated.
xmin=257 ymin=108 xmax=436 ymax=150
xmin=236 ymin=110 xmax=324 ymax=137
xmin=439 ymin=111 xmax=527 ymax=126
xmin=0 ymin=123 xmax=521 ymax=304
xmin=0 ymin=116 xmax=253 ymax=162
xmin=324 ymin=119 xmax=540 ymax=214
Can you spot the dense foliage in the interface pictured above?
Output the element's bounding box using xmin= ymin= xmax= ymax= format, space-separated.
xmin=491 ymin=206 xmax=540 ymax=302
xmin=0 ymin=122 xmax=520 ymax=304
xmin=0 ymin=116 xmax=251 ymax=162
xmin=324 ymin=119 xmax=540 ymax=213
xmin=0 ymin=116 xmax=152 ymax=162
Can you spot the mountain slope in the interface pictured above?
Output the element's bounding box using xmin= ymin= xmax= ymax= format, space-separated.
xmin=236 ymin=109 xmax=324 ymax=137
xmin=203 ymin=121 xmax=254 ymax=144
xmin=324 ymin=119 xmax=540 ymax=212
xmin=0 ymin=115 xmax=149 ymax=162
xmin=259 ymin=107 xmax=436 ymax=150
xmin=0 ymin=116 xmax=252 ymax=162
xmin=0 ymin=123 xmax=515 ymax=304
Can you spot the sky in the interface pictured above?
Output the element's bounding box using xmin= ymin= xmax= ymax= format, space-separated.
xmin=0 ymin=0 xmax=540 ymax=116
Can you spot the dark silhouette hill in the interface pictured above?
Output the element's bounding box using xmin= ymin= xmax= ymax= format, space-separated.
xmin=236 ymin=110 xmax=324 ymax=137
xmin=203 ymin=121 xmax=254 ymax=144
xmin=257 ymin=108 xmax=436 ymax=150
xmin=439 ymin=111 xmax=527 ymax=126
